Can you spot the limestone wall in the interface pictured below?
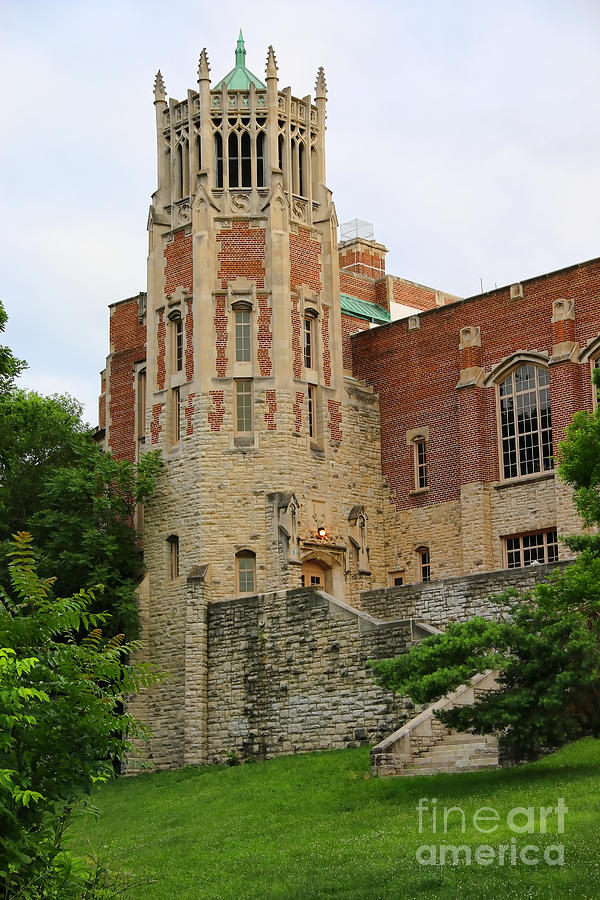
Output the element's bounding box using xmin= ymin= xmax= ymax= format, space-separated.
xmin=204 ymin=588 xmax=414 ymax=763
xmin=359 ymin=561 xmax=570 ymax=627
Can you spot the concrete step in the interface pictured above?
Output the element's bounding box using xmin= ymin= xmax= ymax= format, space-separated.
xmin=403 ymin=730 xmax=499 ymax=775
xmin=418 ymin=749 xmax=491 ymax=764
xmin=442 ymin=733 xmax=498 ymax=746
xmin=407 ymin=755 xmax=497 ymax=770
xmin=396 ymin=761 xmax=499 ymax=777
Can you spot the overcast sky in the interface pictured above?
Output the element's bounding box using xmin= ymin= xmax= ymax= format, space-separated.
xmin=1 ymin=0 xmax=599 ymax=424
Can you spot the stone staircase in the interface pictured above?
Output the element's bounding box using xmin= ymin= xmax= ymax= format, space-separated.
xmin=371 ymin=670 xmax=500 ymax=777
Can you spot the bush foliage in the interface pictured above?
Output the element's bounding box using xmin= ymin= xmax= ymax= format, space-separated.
xmin=0 ymin=533 xmax=160 ymax=898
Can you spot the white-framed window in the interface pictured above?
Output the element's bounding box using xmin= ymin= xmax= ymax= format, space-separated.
xmin=304 ymin=316 xmax=314 ymax=369
xmin=414 ymin=438 xmax=428 ymax=489
xmin=505 ymin=530 xmax=558 ymax=569
xmin=235 ymin=380 xmax=253 ymax=434
xmin=236 ymin=550 xmax=256 ymax=594
xmin=235 ymin=308 xmax=251 ymax=362
xmin=174 ymin=317 xmax=183 ymax=372
xmin=499 ymin=364 xmax=553 ymax=479
xmin=417 ymin=547 xmax=431 ymax=583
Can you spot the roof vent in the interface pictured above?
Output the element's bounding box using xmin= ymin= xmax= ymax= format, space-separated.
xmin=340 ymin=219 xmax=375 ymax=241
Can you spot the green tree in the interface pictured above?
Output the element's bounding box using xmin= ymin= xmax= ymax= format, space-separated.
xmin=0 ymin=532 xmax=160 ymax=898
xmin=31 ymin=438 xmax=162 ymax=638
xmin=0 ymin=300 xmax=26 ymax=394
xmin=0 ymin=390 xmax=162 ymax=639
xmin=0 ymin=390 xmax=86 ymax=541
xmin=371 ymin=402 xmax=600 ymax=763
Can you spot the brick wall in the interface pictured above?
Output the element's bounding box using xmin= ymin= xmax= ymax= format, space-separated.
xmin=391 ymin=277 xmax=439 ymax=311
xmin=341 ymin=313 xmax=370 ymax=370
xmin=340 ymin=270 xmax=376 ymax=302
xmin=289 ymin=227 xmax=322 ymax=293
xmin=352 ymin=257 xmax=600 ymax=511
xmin=217 ymin=220 xmax=266 ymax=289
xmin=107 ymin=297 xmax=146 ymax=461
xmin=164 ymin=228 xmax=193 ymax=295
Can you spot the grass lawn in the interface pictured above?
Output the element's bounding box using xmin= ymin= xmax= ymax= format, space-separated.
xmin=71 ymin=738 xmax=600 ymax=899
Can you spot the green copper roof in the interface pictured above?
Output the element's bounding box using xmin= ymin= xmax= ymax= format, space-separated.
xmin=340 ymin=294 xmax=391 ymax=324
xmin=214 ymin=31 xmax=266 ymax=91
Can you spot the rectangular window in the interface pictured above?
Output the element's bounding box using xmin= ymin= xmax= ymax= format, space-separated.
xmin=304 ymin=317 xmax=313 ymax=369
xmin=415 ymin=439 xmax=428 ymax=489
xmin=136 ymin=369 xmax=146 ymax=446
xmin=237 ymin=555 xmax=255 ymax=593
xmin=168 ymin=536 xmax=179 ymax=581
xmin=505 ymin=530 xmax=558 ymax=569
xmin=235 ymin=309 xmax=251 ymax=362
xmin=500 ymin=365 xmax=552 ymax=479
xmin=175 ymin=318 xmax=184 ymax=372
xmin=235 ymin=380 xmax=252 ymax=433
xmin=419 ymin=548 xmax=431 ymax=583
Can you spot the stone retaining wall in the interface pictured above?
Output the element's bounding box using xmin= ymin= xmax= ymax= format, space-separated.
xmin=359 ymin=562 xmax=569 ymax=628
xmin=205 ymin=588 xmax=416 ymax=763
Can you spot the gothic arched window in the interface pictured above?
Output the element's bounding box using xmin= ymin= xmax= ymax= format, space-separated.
xmin=257 ymin=132 xmax=265 ymax=187
xmin=228 ymin=132 xmax=239 ymax=187
xmin=241 ymin=132 xmax=251 ymax=187
xmin=215 ymin=133 xmax=223 ymax=188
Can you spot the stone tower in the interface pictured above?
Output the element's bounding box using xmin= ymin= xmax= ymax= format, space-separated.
xmin=128 ymin=36 xmax=387 ymax=766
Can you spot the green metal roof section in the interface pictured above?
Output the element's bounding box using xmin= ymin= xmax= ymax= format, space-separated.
xmin=340 ymin=294 xmax=391 ymax=324
xmin=214 ymin=31 xmax=266 ymax=91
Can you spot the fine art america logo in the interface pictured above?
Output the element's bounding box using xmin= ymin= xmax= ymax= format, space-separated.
xmin=416 ymin=797 xmax=567 ymax=867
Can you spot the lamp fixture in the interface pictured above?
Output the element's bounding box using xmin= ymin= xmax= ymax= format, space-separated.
xmin=317 ymin=526 xmax=326 ymax=538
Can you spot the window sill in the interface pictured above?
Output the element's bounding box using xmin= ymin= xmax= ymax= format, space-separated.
xmin=409 ymin=487 xmax=430 ymax=497
xmin=494 ymin=470 xmax=555 ymax=490
xmin=234 ymin=435 xmax=255 ymax=448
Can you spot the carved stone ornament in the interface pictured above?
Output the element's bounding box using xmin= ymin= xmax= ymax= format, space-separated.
xmin=177 ymin=203 xmax=191 ymax=224
xmin=231 ymin=194 xmax=250 ymax=213
xmin=292 ymin=199 xmax=307 ymax=222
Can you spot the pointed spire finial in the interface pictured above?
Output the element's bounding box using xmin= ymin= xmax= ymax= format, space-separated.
xmin=198 ymin=48 xmax=210 ymax=82
xmin=315 ymin=66 xmax=327 ymax=101
xmin=154 ymin=70 xmax=166 ymax=102
xmin=235 ymin=29 xmax=246 ymax=68
xmin=266 ymin=45 xmax=278 ymax=79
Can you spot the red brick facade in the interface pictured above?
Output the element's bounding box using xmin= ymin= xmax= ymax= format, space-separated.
xmin=321 ymin=305 xmax=331 ymax=387
xmin=289 ymin=228 xmax=322 ymax=294
xmin=257 ymin=294 xmax=273 ymax=377
xmin=106 ymin=297 xmax=146 ymax=462
xmin=164 ymin=228 xmax=193 ymax=295
xmin=265 ymin=389 xmax=277 ymax=431
xmin=341 ymin=313 xmax=370 ymax=371
xmin=214 ymin=295 xmax=228 ymax=378
xmin=217 ymin=221 xmax=266 ymax=289
xmin=352 ymin=257 xmax=600 ymax=510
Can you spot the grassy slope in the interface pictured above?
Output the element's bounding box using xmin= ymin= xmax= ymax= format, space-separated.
xmin=72 ymin=739 xmax=600 ymax=899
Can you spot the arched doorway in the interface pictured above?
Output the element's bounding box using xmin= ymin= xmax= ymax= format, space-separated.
xmin=301 ymin=558 xmax=329 ymax=591
xmin=300 ymin=550 xmax=345 ymax=599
